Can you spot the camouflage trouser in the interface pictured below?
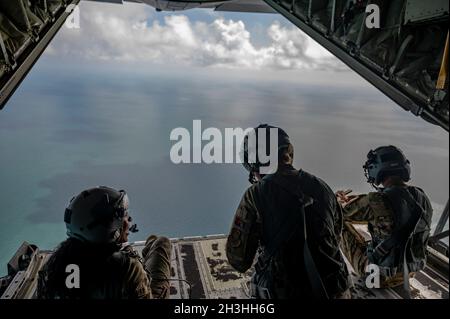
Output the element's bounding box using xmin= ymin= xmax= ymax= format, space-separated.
xmin=340 ymin=222 xmax=369 ymax=277
xmin=141 ymin=235 xmax=172 ymax=299
xmin=340 ymin=223 xmax=408 ymax=288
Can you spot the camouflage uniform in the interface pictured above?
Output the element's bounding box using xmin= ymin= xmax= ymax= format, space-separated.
xmin=341 ymin=186 xmax=432 ymax=287
xmin=142 ymin=235 xmax=172 ymax=299
xmin=226 ymin=166 xmax=350 ymax=298
xmin=38 ymin=236 xmax=172 ymax=299
xmin=341 ymin=192 xmax=394 ymax=277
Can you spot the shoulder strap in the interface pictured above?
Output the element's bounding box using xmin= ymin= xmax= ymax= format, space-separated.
xmin=372 ymin=187 xmax=426 ymax=262
xmin=270 ymin=172 xmax=329 ymax=299
xmin=262 ymin=173 xmax=312 ymax=257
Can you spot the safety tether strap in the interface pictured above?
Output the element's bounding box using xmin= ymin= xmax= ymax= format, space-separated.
xmin=373 ymin=187 xmax=427 ymax=299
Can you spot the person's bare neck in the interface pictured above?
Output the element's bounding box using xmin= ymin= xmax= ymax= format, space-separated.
xmin=382 ymin=176 xmax=406 ymax=188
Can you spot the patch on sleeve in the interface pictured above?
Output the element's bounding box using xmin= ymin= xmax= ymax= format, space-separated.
xmin=368 ymin=192 xmax=392 ymax=217
xmin=234 ymin=216 xmax=243 ymax=227
xmin=229 ymin=228 xmax=242 ymax=248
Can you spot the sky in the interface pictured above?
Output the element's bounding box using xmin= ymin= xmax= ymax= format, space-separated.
xmin=46 ymin=1 xmax=345 ymax=70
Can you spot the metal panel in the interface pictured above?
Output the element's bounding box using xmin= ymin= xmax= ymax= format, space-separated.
xmin=0 ymin=0 xmax=81 ymax=109
xmin=405 ymin=0 xmax=449 ymax=24
xmin=434 ymin=200 xmax=449 ymax=236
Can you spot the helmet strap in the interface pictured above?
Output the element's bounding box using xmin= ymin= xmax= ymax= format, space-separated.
xmin=248 ymin=171 xmax=258 ymax=184
xmin=371 ymin=183 xmax=384 ymax=192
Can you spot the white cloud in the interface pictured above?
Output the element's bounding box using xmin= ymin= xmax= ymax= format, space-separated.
xmin=47 ymin=2 xmax=346 ymax=71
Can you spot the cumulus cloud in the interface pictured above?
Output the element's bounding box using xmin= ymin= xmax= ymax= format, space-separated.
xmin=47 ymin=2 xmax=346 ymax=71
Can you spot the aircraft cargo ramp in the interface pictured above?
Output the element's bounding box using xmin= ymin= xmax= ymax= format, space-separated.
xmin=1 ymin=233 xmax=448 ymax=299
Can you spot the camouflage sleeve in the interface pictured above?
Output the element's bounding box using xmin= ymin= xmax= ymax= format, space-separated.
xmin=342 ymin=194 xmax=374 ymax=222
xmin=37 ymin=264 xmax=52 ymax=299
xmin=226 ymin=186 xmax=261 ymax=273
xmin=123 ymin=249 xmax=153 ymax=299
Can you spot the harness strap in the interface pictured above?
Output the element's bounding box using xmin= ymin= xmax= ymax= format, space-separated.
xmin=371 ymin=187 xmax=427 ymax=298
xmin=269 ymin=172 xmax=329 ymax=299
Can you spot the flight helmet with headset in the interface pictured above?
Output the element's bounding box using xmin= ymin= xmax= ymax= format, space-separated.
xmin=64 ymin=186 xmax=138 ymax=245
xmin=363 ymin=145 xmax=411 ymax=188
xmin=240 ymin=124 xmax=292 ymax=183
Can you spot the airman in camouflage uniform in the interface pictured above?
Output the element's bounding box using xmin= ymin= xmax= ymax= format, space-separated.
xmin=227 ymin=125 xmax=350 ymax=299
xmin=337 ymin=146 xmax=433 ymax=288
xmin=37 ymin=186 xmax=172 ymax=299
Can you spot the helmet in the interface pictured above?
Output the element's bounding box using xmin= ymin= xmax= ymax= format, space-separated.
xmin=240 ymin=124 xmax=291 ymax=176
xmin=64 ymin=186 xmax=132 ymax=244
xmin=363 ymin=146 xmax=411 ymax=186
